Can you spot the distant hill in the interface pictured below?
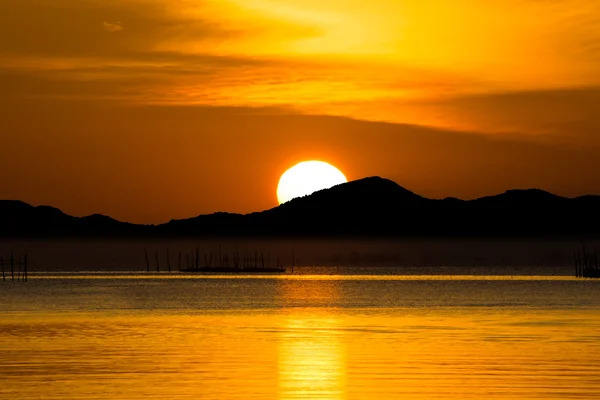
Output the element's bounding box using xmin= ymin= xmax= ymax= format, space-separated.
xmin=2 ymin=177 xmax=600 ymax=238
xmin=0 ymin=200 xmax=144 ymax=237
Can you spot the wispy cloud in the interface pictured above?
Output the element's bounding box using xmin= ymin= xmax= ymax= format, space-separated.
xmin=0 ymin=0 xmax=599 ymax=149
xmin=103 ymin=21 xmax=124 ymax=32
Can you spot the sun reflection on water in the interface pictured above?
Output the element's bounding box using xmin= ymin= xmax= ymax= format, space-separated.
xmin=278 ymin=317 xmax=346 ymax=400
xmin=277 ymin=278 xmax=346 ymax=400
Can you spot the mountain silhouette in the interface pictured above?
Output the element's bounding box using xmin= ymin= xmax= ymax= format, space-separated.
xmin=0 ymin=200 xmax=142 ymax=237
xmin=2 ymin=177 xmax=599 ymax=238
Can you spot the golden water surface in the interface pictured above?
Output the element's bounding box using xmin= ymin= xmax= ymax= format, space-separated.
xmin=1 ymin=275 xmax=599 ymax=399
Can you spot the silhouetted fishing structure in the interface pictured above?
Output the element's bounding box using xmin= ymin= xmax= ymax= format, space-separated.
xmin=574 ymin=243 xmax=599 ymax=278
xmin=144 ymin=246 xmax=289 ymax=273
xmin=0 ymin=252 xmax=28 ymax=282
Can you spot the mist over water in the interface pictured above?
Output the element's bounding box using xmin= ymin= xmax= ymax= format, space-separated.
xmin=1 ymin=238 xmax=594 ymax=275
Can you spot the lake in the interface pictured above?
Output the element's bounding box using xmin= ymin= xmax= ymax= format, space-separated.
xmin=1 ymin=273 xmax=599 ymax=399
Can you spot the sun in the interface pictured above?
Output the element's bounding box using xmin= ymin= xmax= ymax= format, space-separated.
xmin=277 ymin=161 xmax=347 ymax=205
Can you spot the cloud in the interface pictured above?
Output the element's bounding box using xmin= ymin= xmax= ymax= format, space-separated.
xmin=103 ymin=21 xmax=124 ymax=32
xmin=0 ymin=0 xmax=321 ymax=58
xmin=1 ymin=0 xmax=599 ymax=154
xmin=402 ymin=87 xmax=600 ymax=148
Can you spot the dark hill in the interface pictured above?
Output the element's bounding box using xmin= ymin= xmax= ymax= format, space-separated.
xmin=2 ymin=177 xmax=600 ymax=237
xmin=275 ymin=176 xmax=425 ymax=212
xmin=473 ymin=189 xmax=567 ymax=207
xmin=0 ymin=201 xmax=144 ymax=237
xmin=160 ymin=177 xmax=600 ymax=237
xmin=260 ymin=177 xmax=429 ymax=235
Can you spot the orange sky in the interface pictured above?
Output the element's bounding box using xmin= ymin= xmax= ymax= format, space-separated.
xmin=1 ymin=0 xmax=600 ymax=223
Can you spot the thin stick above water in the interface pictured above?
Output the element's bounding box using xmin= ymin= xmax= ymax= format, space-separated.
xmin=167 ymin=248 xmax=171 ymax=273
xmin=144 ymin=249 xmax=150 ymax=272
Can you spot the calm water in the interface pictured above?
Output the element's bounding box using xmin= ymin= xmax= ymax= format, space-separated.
xmin=1 ymin=274 xmax=600 ymax=399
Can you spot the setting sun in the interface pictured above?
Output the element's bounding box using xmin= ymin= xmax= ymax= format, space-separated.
xmin=2 ymin=2 xmax=600 ymax=400
xmin=277 ymin=161 xmax=347 ymax=204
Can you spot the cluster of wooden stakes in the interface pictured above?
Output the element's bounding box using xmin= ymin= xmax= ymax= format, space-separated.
xmin=1 ymin=245 xmax=596 ymax=279
xmin=144 ymin=246 xmax=291 ymax=274
xmin=0 ymin=252 xmax=29 ymax=282
xmin=574 ymin=244 xmax=600 ymax=278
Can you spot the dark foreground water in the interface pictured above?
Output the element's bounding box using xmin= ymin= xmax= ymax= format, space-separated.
xmin=1 ymin=274 xmax=599 ymax=399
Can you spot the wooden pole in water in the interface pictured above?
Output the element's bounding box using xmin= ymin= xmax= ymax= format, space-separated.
xmin=17 ymin=256 xmax=21 ymax=282
xmin=167 ymin=248 xmax=171 ymax=273
xmin=10 ymin=251 xmax=14 ymax=282
xmin=234 ymin=245 xmax=239 ymax=269
xmin=155 ymin=250 xmax=160 ymax=272
xmin=583 ymin=242 xmax=588 ymax=277
xmin=292 ymin=249 xmax=295 ymax=274
xmin=1 ymin=256 xmax=4 ymax=281
xmin=196 ymin=247 xmax=199 ymax=269
xmin=178 ymin=252 xmax=182 ymax=272
xmin=24 ymin=255 xmax=28 ymax=282
xmin=585 ymin=250 xmax=590 ymax=277
xmin=144 ymin=249 xmax=150 ymax=272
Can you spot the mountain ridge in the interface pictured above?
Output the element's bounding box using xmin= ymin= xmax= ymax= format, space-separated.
xmin=2 ymin=177 xmax=599 ymax=238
